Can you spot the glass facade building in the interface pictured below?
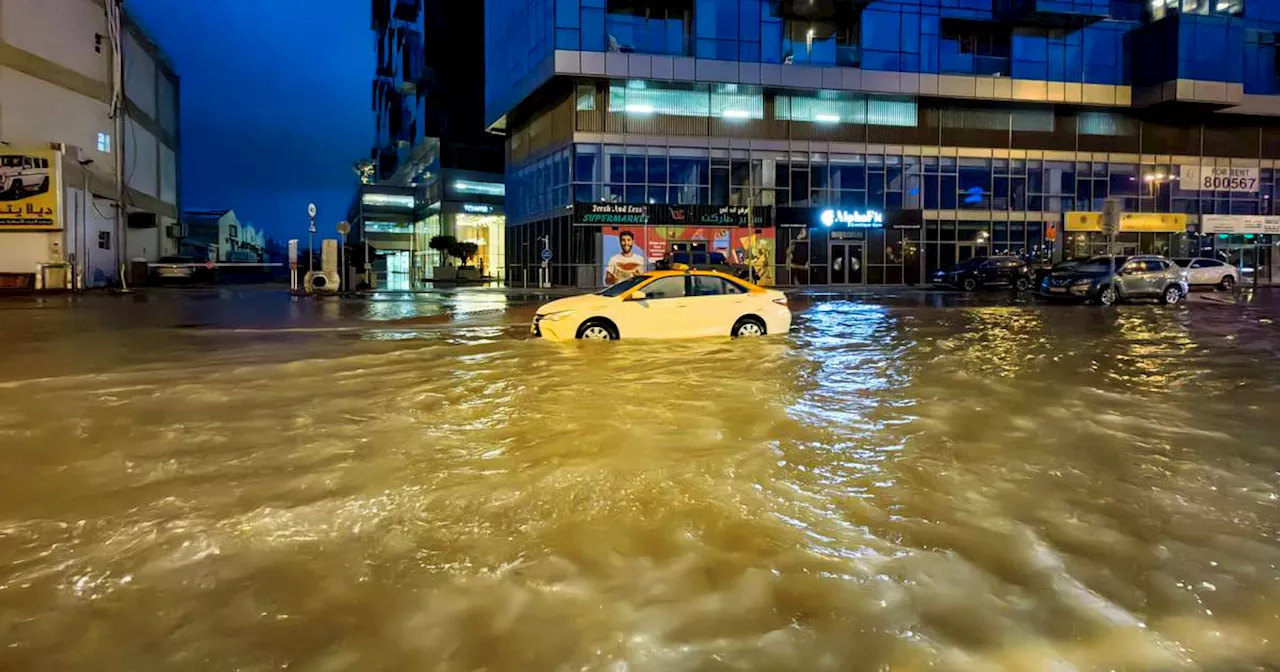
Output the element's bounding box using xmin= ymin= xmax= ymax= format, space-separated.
xmin=487 ymin=0 xmax=1280 ymax=286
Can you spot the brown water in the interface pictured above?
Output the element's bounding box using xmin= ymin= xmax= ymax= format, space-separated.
xmin=2 ymin=290 xmax=1279 ymax=670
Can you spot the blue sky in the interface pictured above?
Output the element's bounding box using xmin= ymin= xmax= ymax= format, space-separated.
xmin=127 ymin=0 xmax=374 ymax=240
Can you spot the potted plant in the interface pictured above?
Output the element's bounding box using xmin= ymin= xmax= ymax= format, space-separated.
xmin=429 ymin=235 xmax=458 ymax=281
xmin=449 ymin=240 xmax=483 ymax=282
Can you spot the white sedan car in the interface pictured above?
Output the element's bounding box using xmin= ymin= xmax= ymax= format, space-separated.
xmin=1173 ymin=257 xmax=1240 ymax=290
xmin=532 ymin=269 xmax=792 ymax=341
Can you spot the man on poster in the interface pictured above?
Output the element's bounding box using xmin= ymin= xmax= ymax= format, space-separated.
xmin=605 ymin=230 xmax=647 ymax=284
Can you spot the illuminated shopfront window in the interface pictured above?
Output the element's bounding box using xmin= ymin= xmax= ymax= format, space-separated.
xmin=452 ymin=212 xmax=507 ymax=280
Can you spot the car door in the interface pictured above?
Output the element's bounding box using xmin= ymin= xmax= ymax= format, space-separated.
xmin=687 ymin=274 xmax=748 ymax=337
xmin=1184 ymin=258 xmax=1207 ymax=285
xmin=975 ymin=259 xmax=999 ymax=285
xmin=1116 ymin=260 xmax=1153 ymax=297
xmin=610 ymin=275 xmax=691 ymax=338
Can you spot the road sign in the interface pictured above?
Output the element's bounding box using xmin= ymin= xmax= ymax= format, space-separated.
xmin=288 ymin=239 xmax=298 ymax=264
xmin=308 ymin=221 xmax=317 ymax=234
xmin=337 ymin=220 xmax=351 ymax=236
xmin=307 ymin=203 xmax=317 ymax=219
xmin=541 ymin=248 xmax=553 ymax=262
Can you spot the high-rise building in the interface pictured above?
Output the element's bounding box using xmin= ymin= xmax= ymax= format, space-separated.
xmin=355 ymin=0 xmax=506 ymax=289
xmin=487 ymin=0 xmax=1280 ymax=287
xmin=0 ymin=0 xmax=181 ymax=289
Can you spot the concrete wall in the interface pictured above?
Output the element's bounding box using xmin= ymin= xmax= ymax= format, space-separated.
xmin=123 ymin=31 xmax=155 ymax=119
xmin=0 ymin=0 xmax=107 ymax=83
xmin=63 ymin=184 xmax=118 ymax=286
xmin=125 ymin=117 xmax=158 ymax=198
xmin=0 ymin=68 xmax=114 ymax=176
xmin=0 ymin=231 xmax=60 ymax=275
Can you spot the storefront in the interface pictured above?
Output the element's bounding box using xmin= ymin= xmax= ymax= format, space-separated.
xmin=1198 ymin=215 xmax=1280 ymax=286
xmin=574 ymin=203 xmax=775 ymax=285
xmin=1063 ymin=212 xmax=1188 ymax=258
xmin=774 ymin=207 xmax=923 ymax=285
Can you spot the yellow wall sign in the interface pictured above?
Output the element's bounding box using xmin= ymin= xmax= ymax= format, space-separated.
xmin=1064 ymin=211 xmax=1186 ymax=233
xmin=0 ymin=150 xmax=59 ymax=230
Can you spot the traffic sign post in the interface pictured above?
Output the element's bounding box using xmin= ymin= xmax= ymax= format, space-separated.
xmin=540 ymin=248 xmax=553 ymax=263
xmin=337 ymin=221 xmax=350 ymax=292
xmin=307 ymin=203 xmax=317 ymax=274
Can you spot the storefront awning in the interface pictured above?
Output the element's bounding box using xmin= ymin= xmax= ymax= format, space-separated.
xmin=1065 ymin=212 xmax=1187 ymax=233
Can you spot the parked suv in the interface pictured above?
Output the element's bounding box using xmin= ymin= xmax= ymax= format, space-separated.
xmin=1172 ymin=257 xmax=1239 ymax=291
xmin=932 ymin=256 xmax=1034 ymax=291
xmin=1039 ymin=255 xmax=1188 ymax=306
xmin=0 ymin=155 xmax=50 ymax=200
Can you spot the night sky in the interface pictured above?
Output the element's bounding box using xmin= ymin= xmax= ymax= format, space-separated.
xmin=126 ymin=0 xmax=374 ymax=241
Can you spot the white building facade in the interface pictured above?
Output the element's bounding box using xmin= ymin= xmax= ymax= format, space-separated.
xmin=0 ymin=0 xmax=180 ymax=289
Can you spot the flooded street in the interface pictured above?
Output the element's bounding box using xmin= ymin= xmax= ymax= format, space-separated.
xmin=1 ymin=288 xmax=1279 ymax=670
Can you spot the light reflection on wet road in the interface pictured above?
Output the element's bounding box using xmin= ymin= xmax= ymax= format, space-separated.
xmin=0 ymin=288 xmax=1278 ymax=670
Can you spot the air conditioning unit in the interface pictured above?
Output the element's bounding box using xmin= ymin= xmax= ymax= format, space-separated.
xmin=166 ymin=224 xmax=181 ymax=239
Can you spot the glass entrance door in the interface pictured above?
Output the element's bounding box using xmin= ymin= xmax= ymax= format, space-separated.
xmin=956 ymin=243 xmax=990 ymax=265
xmin=829 ymin=242 xmax=863 ymax=284
xmin=1224 ymin=244 xmax=1274 ymax=286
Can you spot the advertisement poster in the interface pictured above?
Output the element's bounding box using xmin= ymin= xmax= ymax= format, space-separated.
xmin=0 ymin=150 xmax=58 ymax=229
xmin=602 ymin=226 xmax=776 ymax=286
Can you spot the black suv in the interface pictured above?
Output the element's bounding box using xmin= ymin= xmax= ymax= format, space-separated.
xmin=932 ymin=256 xmax=1034 ymax=291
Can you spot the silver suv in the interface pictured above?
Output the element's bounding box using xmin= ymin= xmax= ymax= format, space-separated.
xmin=1039 ymin=255 xmax=1189 ymax=306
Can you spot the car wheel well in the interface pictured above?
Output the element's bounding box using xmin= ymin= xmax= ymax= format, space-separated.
xmin=732 ymin=315 xmax=767 ymax=337
xmin=576 ymin=317 xmax=619 ymax=339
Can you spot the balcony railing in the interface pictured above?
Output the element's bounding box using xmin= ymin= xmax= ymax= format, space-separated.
xmin=770 ymin=0 xmax=871 ymax=22
xmin=996 ymin=0 xmax=1108 ymax=30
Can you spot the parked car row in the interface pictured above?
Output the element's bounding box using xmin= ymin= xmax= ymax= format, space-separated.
xmin=933 ymin=254 xmax=1225 ymax=306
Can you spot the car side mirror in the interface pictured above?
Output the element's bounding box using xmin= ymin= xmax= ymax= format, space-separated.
xmin=627 ymin=290 xmax=647 ymax=301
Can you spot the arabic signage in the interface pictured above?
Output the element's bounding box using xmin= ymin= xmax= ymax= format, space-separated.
xmin=572 ymin=203 xmax=771 ymax=227
xmin=1182 ymin=166 xmax=1259 ymax=193
xmin=1201 ymin=215 xmax=1280 ymax=235
xmin=0 ymin=150 xmax=58 ymax=229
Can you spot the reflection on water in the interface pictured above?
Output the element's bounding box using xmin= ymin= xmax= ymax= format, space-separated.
xmin=1 ymin=294 xmax=1279 ymax=670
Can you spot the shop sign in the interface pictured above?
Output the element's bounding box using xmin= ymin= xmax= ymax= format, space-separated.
xmin=0 ymin=150 xmax=59 ymax=229
xmin=1065 ymin=212 xmax=1186 ymax=233
xmin=819 ymin=208 xmax=883 ymax=228
xmin=1182 ymin=166 xmax=1260 ymax=193
xmin=1201 ymin=215 xmax=1280 ymax=235
xmin=575 ymin=203 xmax=650 ymax=225
xmin=462 ymin=203 xmax=494 ymax=214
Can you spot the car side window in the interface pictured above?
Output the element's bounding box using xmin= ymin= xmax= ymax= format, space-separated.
xmin=721 ymin=278 xmax=747 ymax=295
xmin=639 ymin=276 xmax=686 ymax=300
xmin=690 ymin=275 xmax=724 ymax=296
xmin=1203 ymin=259 xmax=1223 ymax=267
xmin=1188 ymin=259 xmax=1207 ymax=268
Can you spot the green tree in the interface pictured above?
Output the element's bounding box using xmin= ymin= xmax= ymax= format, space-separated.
xmin=428 ymin=235 xmax=457 ymax=265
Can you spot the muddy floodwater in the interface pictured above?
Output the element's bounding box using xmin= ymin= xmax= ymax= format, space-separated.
xmin=1 ymin=289 xmax=1279 ymax=670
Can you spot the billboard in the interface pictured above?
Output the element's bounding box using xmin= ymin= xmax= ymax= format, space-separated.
xmin=602 ymin=225 xmax=776 ymax=286
xmin=0 ymin=150 xmax=59 ymax=229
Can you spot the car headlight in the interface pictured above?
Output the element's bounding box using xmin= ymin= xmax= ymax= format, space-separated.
xmin=1071 ymin=279 xmax=1092 ymax=286
xmin=539 ymin=310 xmax=574 ymax=322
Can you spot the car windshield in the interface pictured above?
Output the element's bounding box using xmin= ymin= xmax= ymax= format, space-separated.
xmin=955 ymin=257 xmax=986 ymax=269
xmin=597 ymin=275 xmax=650 ymax=297
xmin=1074 ymin=257 xmax=1120 ymax=273
xmin=1052 ymin=258 xmax=1083 ymax=270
